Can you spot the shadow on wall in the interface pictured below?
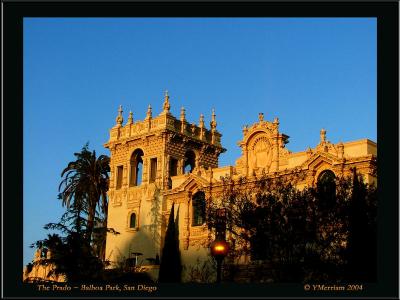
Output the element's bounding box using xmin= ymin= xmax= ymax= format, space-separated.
xmin=109 ymin=226 xmax=159 ymax=269
xmin=108 ymin=186 xmax=164 ymax=268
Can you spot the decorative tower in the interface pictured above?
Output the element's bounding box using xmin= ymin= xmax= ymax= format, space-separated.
xmin=104 ymin=91 xmax=225 ymax=268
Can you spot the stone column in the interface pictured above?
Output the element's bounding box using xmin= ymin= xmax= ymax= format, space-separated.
xmin=142 ymin=157 xmax=148 ymax=183
xmin=177 ymin=159 xmax=184 ymax=176
xmin=183 ymin=192 xmax=192 ymax=250
xmin=164 ymin=154 xmax=170 ymax=188
xmin=243 ymin=146 xmax=249 ymax=176
xmin=271 ymin=137 xmax=279 ymax=172
xmin=157 ymin=155 xmax=162 ymax=186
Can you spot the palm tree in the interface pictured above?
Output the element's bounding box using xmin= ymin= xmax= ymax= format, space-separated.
xmin=58 ymin=143 xmax=110 ymax=245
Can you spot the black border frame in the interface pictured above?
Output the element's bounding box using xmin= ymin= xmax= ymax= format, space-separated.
xmin=3 ymin=1 xmax=399 ymax=298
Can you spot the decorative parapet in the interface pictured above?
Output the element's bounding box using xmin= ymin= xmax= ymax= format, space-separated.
xmin=235 ymin=117 xmax=377 ymax=178
xmin=105 ymin=93 xmax=224 ymax=150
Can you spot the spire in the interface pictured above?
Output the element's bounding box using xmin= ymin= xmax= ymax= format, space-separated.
xmin=199 ymin=113 xmax=205 ymax=128
xmin=338 ymin=141 xmax=344 ymax=158
xmin=306 ymin=146 xmax=313 ymax=156
xmin=210 ymin=108 xmax=217 ymax=130
xmin=162 ymin=90 xmax=171 ymax=113
xmin=116 ymin=104 xmax=123 ymax=126
xmin=180 ymin=107 xmax=186 ymax=133
xmin=273 ymin=117 xmax=279 ymax=134
xmin=127 ymin=111 xmax=133 ymax=125
xmin=146 ymin=104 xmax=152 ymax=119
xmin=258 ymin=112 xmax=264 ymax=122
xmin=320 ymin=128 xmax=326 ymax=143
xmin=180 ymin=106 xmax=186 ymax=122
xmin=242 ymin=125 xmax=248 ymax=136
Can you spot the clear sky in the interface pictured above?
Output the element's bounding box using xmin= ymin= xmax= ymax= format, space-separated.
xmin=23 ymin=18 xmax=376 ymax=266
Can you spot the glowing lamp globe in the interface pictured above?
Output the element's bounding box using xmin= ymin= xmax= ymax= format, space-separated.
xmin=210 ymin=240 xmax=229 ymax=258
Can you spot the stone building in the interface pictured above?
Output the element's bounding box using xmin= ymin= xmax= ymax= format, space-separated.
xmin=104 ymin=92 xmax=377 ymax=281
xmin=23 ymin=248 xmax=66 ymax=283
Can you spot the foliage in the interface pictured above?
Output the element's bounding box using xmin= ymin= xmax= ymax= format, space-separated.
xmin=141 ymin=185 xmax=163 ymax=254
xmin=343 ymin=168 xmax=377 ymax=282
xmin=27 ymin=144 xmax=159 ymax=284
xmin=30 ymin=215 xmax=105 ymax=282
xmin=29 ymin=205 xmax=155 ymax=283
xmin=206 ymin=169 xmax=377 ymax=283
xmin=158 ymin=203 xmax=182 ymax=283
xmin=58 ymin=143 xmax=110 ymax=248
xmin=185 ymin=257 xmax=216 ymax=283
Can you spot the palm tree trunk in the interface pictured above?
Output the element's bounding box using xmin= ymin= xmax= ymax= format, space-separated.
xmin=86 ymin=204 xmax=96 ymax=243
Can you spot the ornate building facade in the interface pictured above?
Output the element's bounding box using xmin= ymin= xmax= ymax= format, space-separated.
xmin=23 ymin=249 xmax=66 ymax=283
xmin=104 ymin=92 xmax=377 ymax=281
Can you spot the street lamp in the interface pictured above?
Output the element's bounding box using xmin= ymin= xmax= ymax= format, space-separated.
xmin=210 ymin=238 xmax=229 ymax=283
xmin=210 ymin=208 xmax=229 ymax=283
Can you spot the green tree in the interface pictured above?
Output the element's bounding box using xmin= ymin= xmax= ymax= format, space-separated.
xmin=158 ymin=203 xmax=182 ymax=283
xmin=207 ymin=171 xmax=377 ymax=283
xmin=58 ymin=143 xmax=110 ymax=252
xmin=31 ymin=208 xmax=105 ymax=282
xmin=344 ymin=168 xmax=377 ymax=282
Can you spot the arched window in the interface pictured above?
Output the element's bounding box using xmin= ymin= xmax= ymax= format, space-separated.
xmin=317 ymin=170 xmax=336 ymax=187
xmin=130 ymin=149 xmax=144 ymax=187
xmin=184 ymin=150 xmax=196 ymax=174
xmin=317 ymin=170 xmax=336 ymax=208
xmin=192 ymin=191 xmax=206 ymax=226
xmin=129 ymin=213 xmax=137 ymax=228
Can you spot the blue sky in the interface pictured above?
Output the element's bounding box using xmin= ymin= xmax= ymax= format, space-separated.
xmin=23 ymin=18 xmax=376 ymax=266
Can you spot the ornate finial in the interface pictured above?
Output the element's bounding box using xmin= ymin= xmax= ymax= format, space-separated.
xmin=210 ymin=108 xmax=217 ymax=129
xmin=199 ymin=114 xmax=205 ymax=128
xmin=273 ymin=117 xmax=279 ymax=124
xmin=146 ymin=104 xmax=152 ymax=119
xmin=191 ymin=123 xmax=196 ymax=135
xmin=258 ymin=112 xmax=264 ymax=122
xmin=127 ymin=111 xmax=133 ymax=125
xmin=338 ymin=141 xmax=344 ymax=158
xmin=180 ymin=106 xmax=186 ymax=121
xmin=242 ymin=125 xmax=248 ymax=136
xmin=116 ymin=104 xmax=123 ymax=126
xmin=199 ymin=114 xmax=205 ymax=140
xmin=163 ymin=90 xmax=170 ymax=113
xmin=180 ymin=107 xmax=186 ymax=133
xmin=320 ymin=128 xmax=326 ymax=143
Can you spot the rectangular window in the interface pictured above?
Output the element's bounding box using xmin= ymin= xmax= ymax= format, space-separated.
xmin=169 ymin=158 xmax=178 ymax=177
xmin=150 ymin=158 xmax=157 ymax=183
xmin=116 ymin=166 xmax=123 ymax=189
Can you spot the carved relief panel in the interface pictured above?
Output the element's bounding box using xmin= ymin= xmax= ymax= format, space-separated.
xmin=248 ymin=135 xmax=273 ymax=172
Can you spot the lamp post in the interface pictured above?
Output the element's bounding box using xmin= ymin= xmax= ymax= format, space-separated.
xmin=210 ymin=208 xmax=229 ymax=283
xmin=210 ymin=238 xmax=229 ymax=283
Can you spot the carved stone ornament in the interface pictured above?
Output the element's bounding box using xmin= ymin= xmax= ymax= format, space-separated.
xmin=116 ymin=105 xmax=123 ymax=126
xmin=248 ymin=135 xmax=273 ymax=171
